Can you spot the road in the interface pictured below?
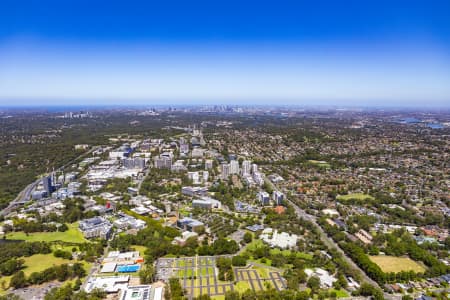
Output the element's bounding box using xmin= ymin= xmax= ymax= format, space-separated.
xmin=136 ymin=166 xmax=151 ymax=191
xmin=266 ymin=176 xmax=411 ymax=299
xmin=286 ymin=197 xmax=381 ymax=289
xmin=0 ymin=146 xmax=100 ymax=217
xmin=0 ymin=179 xmax=41 ymax=216
xmin=263 ymin=176 xmax=393 ymax=297
xmin=81 ymin=242 xmax=111 ymax=292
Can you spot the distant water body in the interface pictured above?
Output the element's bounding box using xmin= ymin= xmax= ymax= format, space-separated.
xmin=400 ymin=118 xmax=421 ymax=124
xmin=427 ymin=123 xmax=444 ymax=129
xmin=398 ymin=118 xmax=444 ymax=129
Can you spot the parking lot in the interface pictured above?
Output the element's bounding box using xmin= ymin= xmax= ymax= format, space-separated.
xmin=10 ymin=282 xmax=62 ymax=300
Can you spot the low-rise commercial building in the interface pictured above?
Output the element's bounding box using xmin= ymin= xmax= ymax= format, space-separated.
xmin=176 ymin=217 xmax=205 ymax=233
xmin=79 ymin=216 xmax=113 ymax=239
xmin=192 ymin=197 xmax=221 ymax=210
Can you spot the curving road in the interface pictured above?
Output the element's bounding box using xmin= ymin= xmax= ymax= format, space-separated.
xmin=1 ymin=146 xmax=100 ymax=217
xmin=263 ymin=177 xmax=398 ymax=299
xmin=286 ymin=198 xmax=381 ymax=289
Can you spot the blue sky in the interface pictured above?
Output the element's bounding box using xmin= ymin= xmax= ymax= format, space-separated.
xmin=0 ymin=0 xmax=449 ymax=106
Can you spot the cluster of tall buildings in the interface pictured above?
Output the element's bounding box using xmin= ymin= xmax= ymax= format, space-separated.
xmin=258 ymin=190 xmax=285 ymax=206
xmin=63 ymin=111 xmax=91 ymax=119
xmin=109 ymin=145 xmax=133 ymax=159
xmin=220 ymin=159 xmax=246 ymax=179
xmin=122 ymin=157 xmax=146 ymax=169
xmin=242 ymin=161 xmax=264 ymax=186
xmin=154 ymin=154 xmax=172 ymax=169
xmin=219 ymin=159 xmax=264 ymax=186
xmin=187 ymin=171 xmax=209 ymax=184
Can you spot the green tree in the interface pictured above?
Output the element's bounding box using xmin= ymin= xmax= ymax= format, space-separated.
xmin=224 ymin=291 xmax=240 ymax=300
xmin=139 ymin=265 xmax=155 ymax=284
xmin=10 ymin=271 xmax=27 ymax=289
xmin=243 ymin=232 xmax=252 ymax=244
xmin=307 ymin=276 xmax=321 ymax=293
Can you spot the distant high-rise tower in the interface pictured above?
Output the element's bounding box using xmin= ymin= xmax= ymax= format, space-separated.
xmin=229 ymin=160 xmax=240 ymax=175
xmin=220 ymin=162 xmax=230 ymax=180
xmin=42 ymin=175 xmax=54 ymax=196
xmin=242 ymin=160 xmax=251 ymax=175
xmin=272 ymin=191 xmax=285 ymax=205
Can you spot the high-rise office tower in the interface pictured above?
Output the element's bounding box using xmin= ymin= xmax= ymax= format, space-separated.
xmin=43 ymin=175 xmax=54 ymax=196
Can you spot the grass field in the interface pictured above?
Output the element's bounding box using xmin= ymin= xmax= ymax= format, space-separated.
xmin=200 ymin=277 xmax=208 ymax=285
xmin=308 ymin=160 xmax=331 ymax=168
xmin=337 ymin=193 xmax=374 ymax=201
xmin=269 ymin=248 xmax=313 ymax=260
xmin=199 ymin=267 xmax=214 ymax=276
xmin=22 ymin=254 xmax=71 ymax=276
xmin=245 ymin=239 xmax=265 ymax=251
xmin=369 ymin=255 xmax=426 ymax=273
xmin=0 ymin=253 xmax=91 ymax=294
xmin=235 ymin=281 xmax=252 ymax=293
xmin=130 ymin=245 xmax=147 ymax=255
xmin=178 ymin=268 xmax=194 ymax=278
xmin=4 ymin=223 xmax=87 ymax=243
xmin=253 ymin=266 xmax=269 ymax=278
xmin=329 ymin=288 xmax=349 ymax=298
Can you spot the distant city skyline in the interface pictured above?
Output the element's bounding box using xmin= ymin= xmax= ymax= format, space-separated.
xmin=1 ymin=1 xmax=449 ymax=107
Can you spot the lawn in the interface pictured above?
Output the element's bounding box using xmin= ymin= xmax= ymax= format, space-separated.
xmin=199 ymin=267 xmax=214 ymax=276
xmin=308 ymin=160 xmax=331 ymax=168
xmin=200 ymin=277 xmax=208 ymax=285
xmin=4 ymin=223 xmax=87 ymax=243
xmin=250 ymin=258 xmax=273 ymax=267
xmin=0 ymin=275 xmax=12 ymax=295
xmin=22 ymin=254 xmax=71 ymax=276
xmin=253 ymin=266 xmax=269 ymax=278
xmin=329 ymin=288 xmax=349 ymax=298
xmin=235 ymin=281 xmax=252 ymax=293
xmin=245 ymin=239 xmax=265 ymax=251
xmin=192 ymin=287 xmax=201 ymax=297
xmin=269 ymin=248 xmax=313 ymax=260
xmin=52 ymin=244 xmax=77 ymax=252
xmin=0 ymin=253 xmax=91 ymax=294
xmin=130 ymin=245 xmax=147 ymax=256
xmin=369 ymin=255 xmax=426 ymax=273
xmin=178 ymin=268 xmax=194 ymax=278
xmin=336 ymin=193 xmax=374 ymax=201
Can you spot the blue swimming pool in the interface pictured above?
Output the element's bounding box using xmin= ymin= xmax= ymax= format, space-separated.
xmin=117 ymin=264 xmax=140 ymax=273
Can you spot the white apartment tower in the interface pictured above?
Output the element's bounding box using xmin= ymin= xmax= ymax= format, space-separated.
xmin=220 ymin=162 xmax=230 ymax=180
xmin=242 ymin=160 xmax=251 ymax=175
xmin=229 ymin=160 xmax=240 ymax=175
